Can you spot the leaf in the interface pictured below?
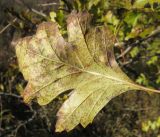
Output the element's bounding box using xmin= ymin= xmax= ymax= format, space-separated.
xmin=49 ymin=11 xmax=56 ymax=22
xmin=124 ymin=12 xmax=142 ymax=27
xmin=87 ymin=0 xmax=101 ymax=9
xmin=133 ymin=0 xmax=159 ymax=9
xmin=16 ymin=11 xmax=160 ymax=132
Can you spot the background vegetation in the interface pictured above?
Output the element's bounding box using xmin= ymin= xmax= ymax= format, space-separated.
xmin=0 ymin=0 xmax=160 ymax=136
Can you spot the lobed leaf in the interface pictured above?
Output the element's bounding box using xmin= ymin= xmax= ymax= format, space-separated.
xmin=16 ymin=11 xmax=160 ymax=132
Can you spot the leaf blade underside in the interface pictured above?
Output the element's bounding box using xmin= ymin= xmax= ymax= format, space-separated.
xmin=16 ymin=11 xmax=159 ymax=132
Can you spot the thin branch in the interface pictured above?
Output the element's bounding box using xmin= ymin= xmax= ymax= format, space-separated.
xmin=0 ymin=18 xmax=17 ymax=34
xmin=31 ymin=8 xmax=47 ymax=18
xmin=120 ymin=107 xmax=160 ymax=112
xmin=38 ymin=2 xmax=59 ymax=7
xmin=1 ymin=104 xmax=36 ymax=137
xmin=15 ymin=0 xmax=47 ymax=18
xmin=13 ymin=104 xmax=36 ymax=137
xmin=117 ymin=27 xmax=160 ymax=59
xmin=0 ymin=92 xmax=22 ymax=98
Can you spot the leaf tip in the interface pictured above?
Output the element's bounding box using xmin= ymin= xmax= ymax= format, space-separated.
xmin=55 ymin=123 xmax=65 ymax=132
xmin=21 ymin=83 xmax=35 ymax=104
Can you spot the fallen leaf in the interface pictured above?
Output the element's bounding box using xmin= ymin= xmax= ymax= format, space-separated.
xmin=16 ymin=11 xmax=160 ymax=132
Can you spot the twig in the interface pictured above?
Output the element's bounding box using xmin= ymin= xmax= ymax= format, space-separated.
xmin=120 ymin=107 xmax=160 ymax=112
xmin=117 ymin=46 xmax=132 ymax=59
xmin=13 ymin=105 xmax=36 ymax=137
xmin=0 ymin=18 xmax=17 ymax=34
xmin=119 ymin=59 xmax=133 ymax=66
xmin=117 ymin=27 xmax=160 ymax=59
xmin=38 ymin=2 xmax=59 ymax=7
xmin=15 ymin=0 xmax=47 ymax=18
xmin=1 ymin=104 xmax=36 ymax=137
xmin=31 ymin=8 xmax=47 ymax=18
xmin=0 ymin=92 xmax=22 ymax=98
